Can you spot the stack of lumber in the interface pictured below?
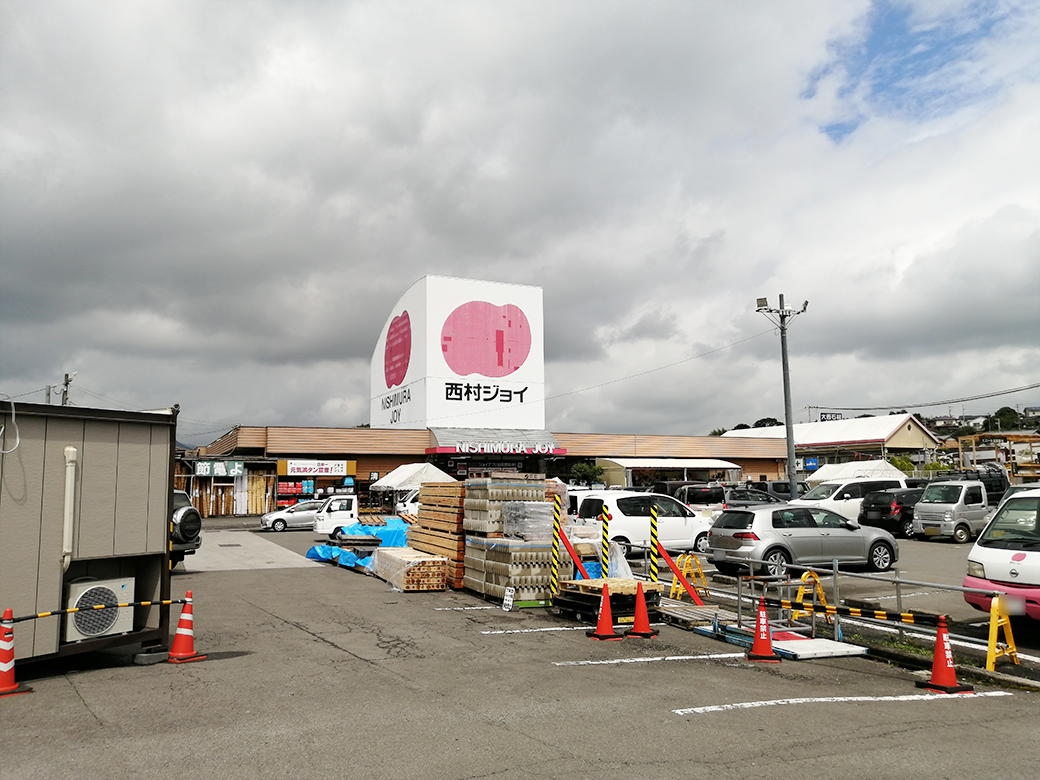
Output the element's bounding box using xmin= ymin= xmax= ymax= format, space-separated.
xmin=371 ymin=547 xmax=448 ymax=591
xmin=405 ymin=482 xmax=466 ymax=588
xmin=463 ymin=472 xmax=546 ymax=535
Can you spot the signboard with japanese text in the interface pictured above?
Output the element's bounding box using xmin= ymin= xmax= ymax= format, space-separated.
xmin=195 ymin=460 xmax=244 ymax=477
xmin=369 ymin=276 xmax=545 ymax=430
xmin=278 ymin=460 xmax=355 ymax=477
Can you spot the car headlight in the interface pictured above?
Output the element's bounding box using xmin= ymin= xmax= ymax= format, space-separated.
xmin=966 ymin=560 xmax=985 ymax=578
xmin=943 ymin=510 xmax=953 ymax=521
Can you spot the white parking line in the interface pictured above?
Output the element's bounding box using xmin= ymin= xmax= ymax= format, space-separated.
xmin=481 ymin=626 xmax=591 ymax=635
xmin=555 ymin=653 xmax=745 ymax=667
xmin=674 ymin=691 xmax=1013 ymax=715
xmin=434 ymin=606 xmax=495 ymax=611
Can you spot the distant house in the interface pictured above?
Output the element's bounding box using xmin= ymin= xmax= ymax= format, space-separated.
xmin=966 ymin=416 xmax=988 ymax=430
xmin=721 ymin=413 xmax=941 ymax=473
xmin=1023 ymin=407 xmax=1040 ymax=420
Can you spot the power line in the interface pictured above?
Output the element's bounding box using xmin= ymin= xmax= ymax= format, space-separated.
xmin=816 ymin=382 xmax=1040 ymax=412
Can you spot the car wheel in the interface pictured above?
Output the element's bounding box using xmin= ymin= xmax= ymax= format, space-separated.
xmin=694 ymin=533 xmax=710 ymax=554
xmin=901 ymin=518 xmax=915 ymax=539
xmin=953 ymin=524 xmax=971 ymax=544
xmin=611 ymin=536 xmax=632 ymax=557
xmin=272 ymin=519 xmax=287 ymax=532
xmin=714 ymin=561 xmax=742 ymax=576
xmin=868 ymin=542 xmax=893 ymax=572
xmin=761 ymin=549 xmax=790 ymax=577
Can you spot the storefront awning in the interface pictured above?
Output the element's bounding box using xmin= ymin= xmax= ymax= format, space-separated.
xmin=598 ymin=458 xmax=741 ymax=470
xmin=426 ymin=428 xmax=566 ymax=455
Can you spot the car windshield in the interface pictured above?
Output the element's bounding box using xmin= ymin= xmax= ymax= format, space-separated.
xmin=920 ymin=484 xmax=963 ymax=504
xmin=977 ymin=497 xmax=1040 ymax=549
xmin=801 ymin=483 xmax=839 ymax=500
xmin=713 ymin=510 xmax=754 ymax=529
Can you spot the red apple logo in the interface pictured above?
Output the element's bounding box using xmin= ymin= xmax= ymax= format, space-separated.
xmin=440 ymin=301 xmax=531 ymax=377
xmin=384 ymin=310 xmax=411 ymax=388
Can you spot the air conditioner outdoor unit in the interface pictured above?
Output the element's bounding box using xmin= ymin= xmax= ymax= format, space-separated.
xmin=64 ymin=577 xmax=135 ymax=642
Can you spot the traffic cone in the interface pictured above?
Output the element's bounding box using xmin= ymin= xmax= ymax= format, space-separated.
xmin=168 ymin=591 xmax=208 ymax=663
xmin=624 ymin=582 xmax=659 ymax=638
xmin=586 ymin=584 xmax=624 ymax=641
xmin=746 ymin=597 xmax=782 ymax=663
xmin=1 ymin=608 xmax=33 ymax=698
xmin=915 ymin=616 xmax=973 ymax=693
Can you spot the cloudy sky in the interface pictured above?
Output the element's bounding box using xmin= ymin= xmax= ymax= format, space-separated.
xmin=2 ymin=0 xmax=1038 ymax=446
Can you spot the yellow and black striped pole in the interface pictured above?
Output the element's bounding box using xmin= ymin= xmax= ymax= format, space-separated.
xmin=649 ymin=503 xmax=660 ymax=582
xmin=600 ymin=505 xmax=611 ymax=579
xmin=550 ymin=494 xmax=562 ymax=595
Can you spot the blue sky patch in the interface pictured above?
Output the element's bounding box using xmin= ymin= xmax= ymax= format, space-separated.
xmin=808 ymin=0 xmax=1012 ymax=141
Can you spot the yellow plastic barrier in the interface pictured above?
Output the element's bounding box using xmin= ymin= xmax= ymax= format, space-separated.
xmin=986 ymin=596 xmax=1020 ymax=671
xmin=791 ymin=570 xmax=831 ymax=624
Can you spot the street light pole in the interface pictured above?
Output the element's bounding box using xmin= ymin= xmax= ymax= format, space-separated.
xmin=756 ymin=294 xmax=807 ymax=499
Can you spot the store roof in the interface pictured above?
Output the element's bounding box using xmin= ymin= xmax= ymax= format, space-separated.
xmin=720 ymin=414 xmax=940 ymax=447
xmin=598 ymin=457 xmax=741 ymax=470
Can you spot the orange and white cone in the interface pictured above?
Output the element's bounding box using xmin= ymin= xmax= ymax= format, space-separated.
xmin=168 ymin=591 xmax=207 ymax=664
xmin=915 ymin=616 xmax=973 ymax=693
xmin=1 ymin=608 xmax=33 ymax=697
xmin=746 ymin=597 xmax=782 ymax=663
xmin=624 ymin=582 xmax=659 ymax=639
xmin=586 ymin=583 xmax=624 ymax=641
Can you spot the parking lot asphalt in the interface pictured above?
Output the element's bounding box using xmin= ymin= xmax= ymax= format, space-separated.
xmin=6 ymin=523 xmax=1040 ymax=780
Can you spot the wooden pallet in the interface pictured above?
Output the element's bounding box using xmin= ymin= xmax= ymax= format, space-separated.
xmin=558 ymin=578 xmax=667 ymax=596
xmin=371 ymin=547 xmax=448 ymax=591
xmin=407 ymin=528 xmax=466 ymax=557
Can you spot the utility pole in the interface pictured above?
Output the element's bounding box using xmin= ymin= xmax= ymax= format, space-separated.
xmin=756 ymin=295 xmax=808 ymax=499
xmin=60 ymin=373 xmax=76 ymax=406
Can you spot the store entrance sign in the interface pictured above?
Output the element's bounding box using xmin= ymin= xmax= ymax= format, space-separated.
xmin=279 ymin=460 xmax=356 ymax=477
xmin=195 ymin=461 xmax=244 ymax=477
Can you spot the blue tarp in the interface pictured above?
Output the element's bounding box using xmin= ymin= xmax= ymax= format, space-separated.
xmin=305 ymin=517 xmax=410 ymax=570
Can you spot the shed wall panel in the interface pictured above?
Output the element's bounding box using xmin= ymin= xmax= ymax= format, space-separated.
xmin=77 ymin=420 xmax=118 ymax=559
xmin=115 ymin=423 xmax=152 ymax=555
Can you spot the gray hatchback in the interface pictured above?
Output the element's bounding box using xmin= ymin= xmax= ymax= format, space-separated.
xmin=708 ymin=504 xmax=898 ymax=576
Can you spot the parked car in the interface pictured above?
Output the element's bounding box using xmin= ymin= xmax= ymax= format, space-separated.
xmin=575 ymin=490 xmax=714 ymax=554
xmin=912 ymin=480 xmax=990 ymax=543
xmin=995 ymin=483 xmax=1040 ymax=508
xmin=858 ymin=488 xmax=924 ymax=538
xmin=260 ymin=499 xmax=324 ymax=532
xmin=674 ymin=483 xmax=727 ymax=517
xmin=171 ymin=489 xmax=203 ymax=565
xmin=708 ymin=504 xmax=898 ymax=577
xmin=723 ymin=487 xmax=784 ymax=509
xmin=789 ymin=477 xmax=908 ymax=521
xmin=749 ymin=480 xmax=808 ymax=500
xmin=314 ymin=493 xmax=360 ymax=538
xmin=963 ymin=488 xmax=1040 ymax=621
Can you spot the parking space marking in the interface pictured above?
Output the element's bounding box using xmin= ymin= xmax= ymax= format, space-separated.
xmin=434 ymin=606 xmax=496 ymax=611
xmin=481 ymin=626 xmax=591 ymax=635
xmin=555 ymin=652 xmax=744 ymax=667
xmin=674 ymin=691 xmax=1013 ymax=715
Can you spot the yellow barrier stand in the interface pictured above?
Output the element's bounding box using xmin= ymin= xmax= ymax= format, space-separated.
xmin=791 ymin=570 xmax=831 ymax=624
xmin=669 ymin=554 xmax=709 ymax=600
xmin=986 ymin=596 xmax=1019 ymax=672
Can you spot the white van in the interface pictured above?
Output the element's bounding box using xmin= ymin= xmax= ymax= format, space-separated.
xmin=314 ymin=493 xmax=360 ymax=538
xmin=395 ymin=488 xmax=420 ymax=516
xmin=963 ymin=488 xmax=1040 ymax=621
xmin=789 ymin=477 xmax=907 ymax=521
xmin=575 ymin=490 xmax=714 ymax=554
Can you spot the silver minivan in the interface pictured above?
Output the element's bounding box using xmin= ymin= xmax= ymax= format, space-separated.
xmin=912 ymin=480 xmax=989 ymax=543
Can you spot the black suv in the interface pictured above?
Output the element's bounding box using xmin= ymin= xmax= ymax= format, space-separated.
xmin=858 ymin=487 xmax=924 ymax=538
xmin=171 ymin=489 xmax=203 ymax=565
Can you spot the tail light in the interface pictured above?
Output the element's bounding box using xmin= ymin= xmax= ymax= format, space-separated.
xmin=733 ymin=532 xmax=760 ymax=541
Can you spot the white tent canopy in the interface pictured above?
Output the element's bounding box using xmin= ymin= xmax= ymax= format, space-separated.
xmin=370 ymin=463 xmax=456 ymax=491
xmin=805 ymin=460 xmax=908 ymax=486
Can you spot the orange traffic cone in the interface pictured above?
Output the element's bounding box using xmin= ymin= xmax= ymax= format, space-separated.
xmin=168 ymin=591 xmax=207 ymax=664
xmin=625 ymin=582 xmax=659 ymax=638
xmin=746 ymin=597 xmax=782 ymax=663
xmin=586 ymin=584 xmax=624 ymax=641
xmin=1 ymin=608 xmax=33 ymax=698
xmin=915 ymin=616 xmax=973 ymax=693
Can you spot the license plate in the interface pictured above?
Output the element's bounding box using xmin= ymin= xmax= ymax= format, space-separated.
xmin=713 ymin=537 xmax=741 ymax=550
xmin=924 ymin=526 xmax=941 ymax=536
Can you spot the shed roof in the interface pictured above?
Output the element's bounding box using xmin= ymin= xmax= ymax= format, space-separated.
xmin=720 ymin=414 xmax=940 ymax=448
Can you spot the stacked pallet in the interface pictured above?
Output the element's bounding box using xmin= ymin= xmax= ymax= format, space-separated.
xmin=463 ymin=537 xmax=564 ymax=605
xmin=405 ymin=482 xmax=466 ymax=588
xmin=371 ymin=547 xmax=448 ymax=591
xmin=463 ymin=472 xmax=546 ymax=535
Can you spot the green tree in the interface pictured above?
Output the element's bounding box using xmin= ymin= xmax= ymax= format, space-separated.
xmin=753 ymin=417 xmax=781 ymax=428
xmin=732 ymin=423 xmax=750 ymax=430
xmin=985 ymin=406 xmax=1021 ymax=432
xmin=709 ymin=427 xmax=727 ymax=436
xmin=570 ymin=462 xmax=604 ymax=486
xmin=889 ymin=455 xmax=915 ymax=473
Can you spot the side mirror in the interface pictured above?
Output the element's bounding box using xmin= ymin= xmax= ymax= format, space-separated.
xmin=845 ymin=520 xmax=860 ymax=530
xmin=841 ymin=493 xmax=851 ymax=501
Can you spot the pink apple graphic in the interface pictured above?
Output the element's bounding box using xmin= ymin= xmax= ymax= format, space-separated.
xmin=441 ymin=301 xmax=531 ymax=377
xmin=384 ymin=310 xmax=411 ymax=388
xmin=1012 ymin=553 xmax=1027 ymax=562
